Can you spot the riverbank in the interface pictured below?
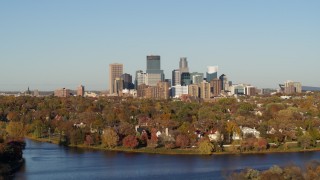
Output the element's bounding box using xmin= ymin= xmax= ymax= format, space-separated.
xmin=25 ymin=136 xmax=320 ymax=156
xmin=0 ymin=159 xmax=25 ymax=178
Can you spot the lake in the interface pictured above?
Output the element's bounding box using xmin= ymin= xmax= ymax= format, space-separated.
xmin=14 ymin=139 xmax=320 ymax=180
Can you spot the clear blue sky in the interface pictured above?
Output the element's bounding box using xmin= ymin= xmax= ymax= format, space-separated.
xmin=1 ymin=0 xmax=319 ymax=91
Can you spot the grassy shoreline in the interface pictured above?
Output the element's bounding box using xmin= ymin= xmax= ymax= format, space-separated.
xmin=25 ymin=135 xmax=320 ymax=156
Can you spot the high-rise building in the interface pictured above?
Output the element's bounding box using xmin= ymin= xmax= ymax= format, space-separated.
xmin=135 ymin=70 xmax=145 ymax=88
xmin=206 ymin=66 xmax=218 ymax=82
xmin=171 ymin=85 xmax=188 ymax=98
xmin=146 ymin=55 xmax=164 ymax=85
xmin=146 ymin=73 xmax=162 ymax=86
xmin=245 ymin=86 xmax=256 ymax=96
xmin=121 ymin=73 xmax=134 ymax=89
xmin=181 ymin=72 xmax=191 ymax=85
xmin=179 ymin=57 xmax=189 ymax=73
xmin=210 ymin=78 xmax=221 ymax=97
xmin=172 ymin=69 xmax=181 ymax=86
xmin=77 ymin=85 xmax=85 ymax=97
xmin=200 ymin=81 xmax=210 ymax=99
xmin=114 ymin=77 xmax=124 ymax=96
xmin=281 ymin=81 xmax=302 ymax=94
xmin=54 ymin=88 xmax=70 ymax=97
xmin=109 ymin=63 xmax=123 ymax=94
xmin=157 ymin=81 xmax=170 ymax=99
xmin=219 ymin=74 xmax=229 ymax=92
xmin=146 ymin=55 xmax=162 ymax=73
xmin=190 ymin=72 xmax=204 ymax=85
xmin=188 ymin=84 xmax=199 ymax=97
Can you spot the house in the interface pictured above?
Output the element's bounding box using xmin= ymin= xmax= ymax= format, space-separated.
xmin=207 ymin=129 xmax=223 ymax=142
xmin=232 ymin=126 xmax=261 ymax=140
xmin=73 ymin=122 xmax=86 ymax=128
xmin=254 ymin=111 xmax=263 ymax=116
xmin=241 ymin=127 xmax=260 ymax=138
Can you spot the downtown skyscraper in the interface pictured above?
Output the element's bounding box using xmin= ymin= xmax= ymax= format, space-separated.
xmin=109 ymin=63 xmax=123 ymax=94
xmin=146 ymin=55 xmax=164 ymax=86
xmin=179 ymin=57 xmax=189 ymax=73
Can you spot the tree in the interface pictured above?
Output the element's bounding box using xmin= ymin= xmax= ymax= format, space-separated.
xmin=298 ymin=133 xmax=312 ymax=150
xmin=175 ymin=134 xmax=190 ymax=149
xmin=254 ymin=138 xmax=268 ymax=151
xmin=225 ymin=121 xmax=240 ymax=143
xmin=101 ymin=128 xmax=119 ymax=148
xmin=198 ymin=139 xmax=214 ymax=154
xmin=122 ymin=135 xmax=139 ymax=149
xmin=6 ymin=121 xmax=24 ymax=139
xmin=147 ymin=128 xmax=158 ymax=148
xmin=84 ymin=134 xmax=94 ymax=146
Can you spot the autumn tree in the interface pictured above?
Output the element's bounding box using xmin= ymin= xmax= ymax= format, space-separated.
xmin=122 ymin=135 xmax=139 ymax=149
xmin=101 ymin=128 xmax=119 ymax=148
xmin=6 ymin=121 xmax=25 ymax=139
xmin=147 ymin=128 xmax=158 ymax=148
xmin=198 ymin=139 xmax=214 ymax=154
xmin=175 ymin=134 xmax=190 ymax=149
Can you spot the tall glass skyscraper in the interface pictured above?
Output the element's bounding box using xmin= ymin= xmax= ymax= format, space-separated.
xmin=146 ymin=55 xmax=162 ymax=74
xmin=146 ymin=55 xmax=164 ymax=86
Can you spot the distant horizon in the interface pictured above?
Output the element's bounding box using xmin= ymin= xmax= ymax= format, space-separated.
xmin=1 ymin=1 xmax=319 ymax=91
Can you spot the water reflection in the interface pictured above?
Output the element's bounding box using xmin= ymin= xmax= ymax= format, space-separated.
xmin=14 ymin=139 xmax=320 ymax=180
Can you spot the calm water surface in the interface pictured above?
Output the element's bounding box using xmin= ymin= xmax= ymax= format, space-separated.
xmin=14 ymin=139 xmax=320 ymax=180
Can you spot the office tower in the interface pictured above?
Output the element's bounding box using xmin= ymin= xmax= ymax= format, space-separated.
xmin=190 ymin=72 xmax=204 ymax=85
xmin=200 ymin=81 xmax=210 ymax=99
xmin=146 ymin=55 xmax=164 ymax=86
xmin=146 ymin=73 xmax=162 ymax=86
xmin=219 ymin=74 xmax=229 ymax=92
xmin=188 ymin=84 xmax=199 ymax=97
xmin=181 ymin=72 xmax=191 ymax=86
xmin=121 ymin=73 xmax=134 ymax=89
xmin=210 ymin=78 xmax=221 ymax=97
xmin=136 ymin=71 xmax=147 ymax=87
xmin=179 ymin=57 xmax=189 ymax=73
xmin=135 ymin=70 xmax=143 ymax=89
xmin=146 ymin=55 xmax=162 ymax=73
xmin=114 ymin=77 xmax=124 ymax=95
xmin=172 ymin=69 xmax=181 ymax=86
xmin=109 ymin=63 xmax=123 ymax=94
xmin=206 ymin=66 xmax=218 ymax=82
xmin=77 ymin=85 xmax=85 ymax=97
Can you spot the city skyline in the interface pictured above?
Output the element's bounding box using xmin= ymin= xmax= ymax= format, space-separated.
xmin=1 ymin=1 xmax=320 ymax=91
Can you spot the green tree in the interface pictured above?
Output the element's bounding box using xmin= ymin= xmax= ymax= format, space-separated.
xmin=198 ymin=139 xmax=214 ymax=154
xmin=298 ymin=133 xmax=312 ymax=150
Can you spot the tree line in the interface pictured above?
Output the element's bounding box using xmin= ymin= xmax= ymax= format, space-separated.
xmin=1 ymin=92 xmax=320 ymax=153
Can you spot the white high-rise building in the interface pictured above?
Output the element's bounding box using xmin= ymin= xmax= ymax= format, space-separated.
xmin=206 ymin=66 xmax=218 ymax=82
xmin=171 ymin=85 xmax=188 ymax=98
